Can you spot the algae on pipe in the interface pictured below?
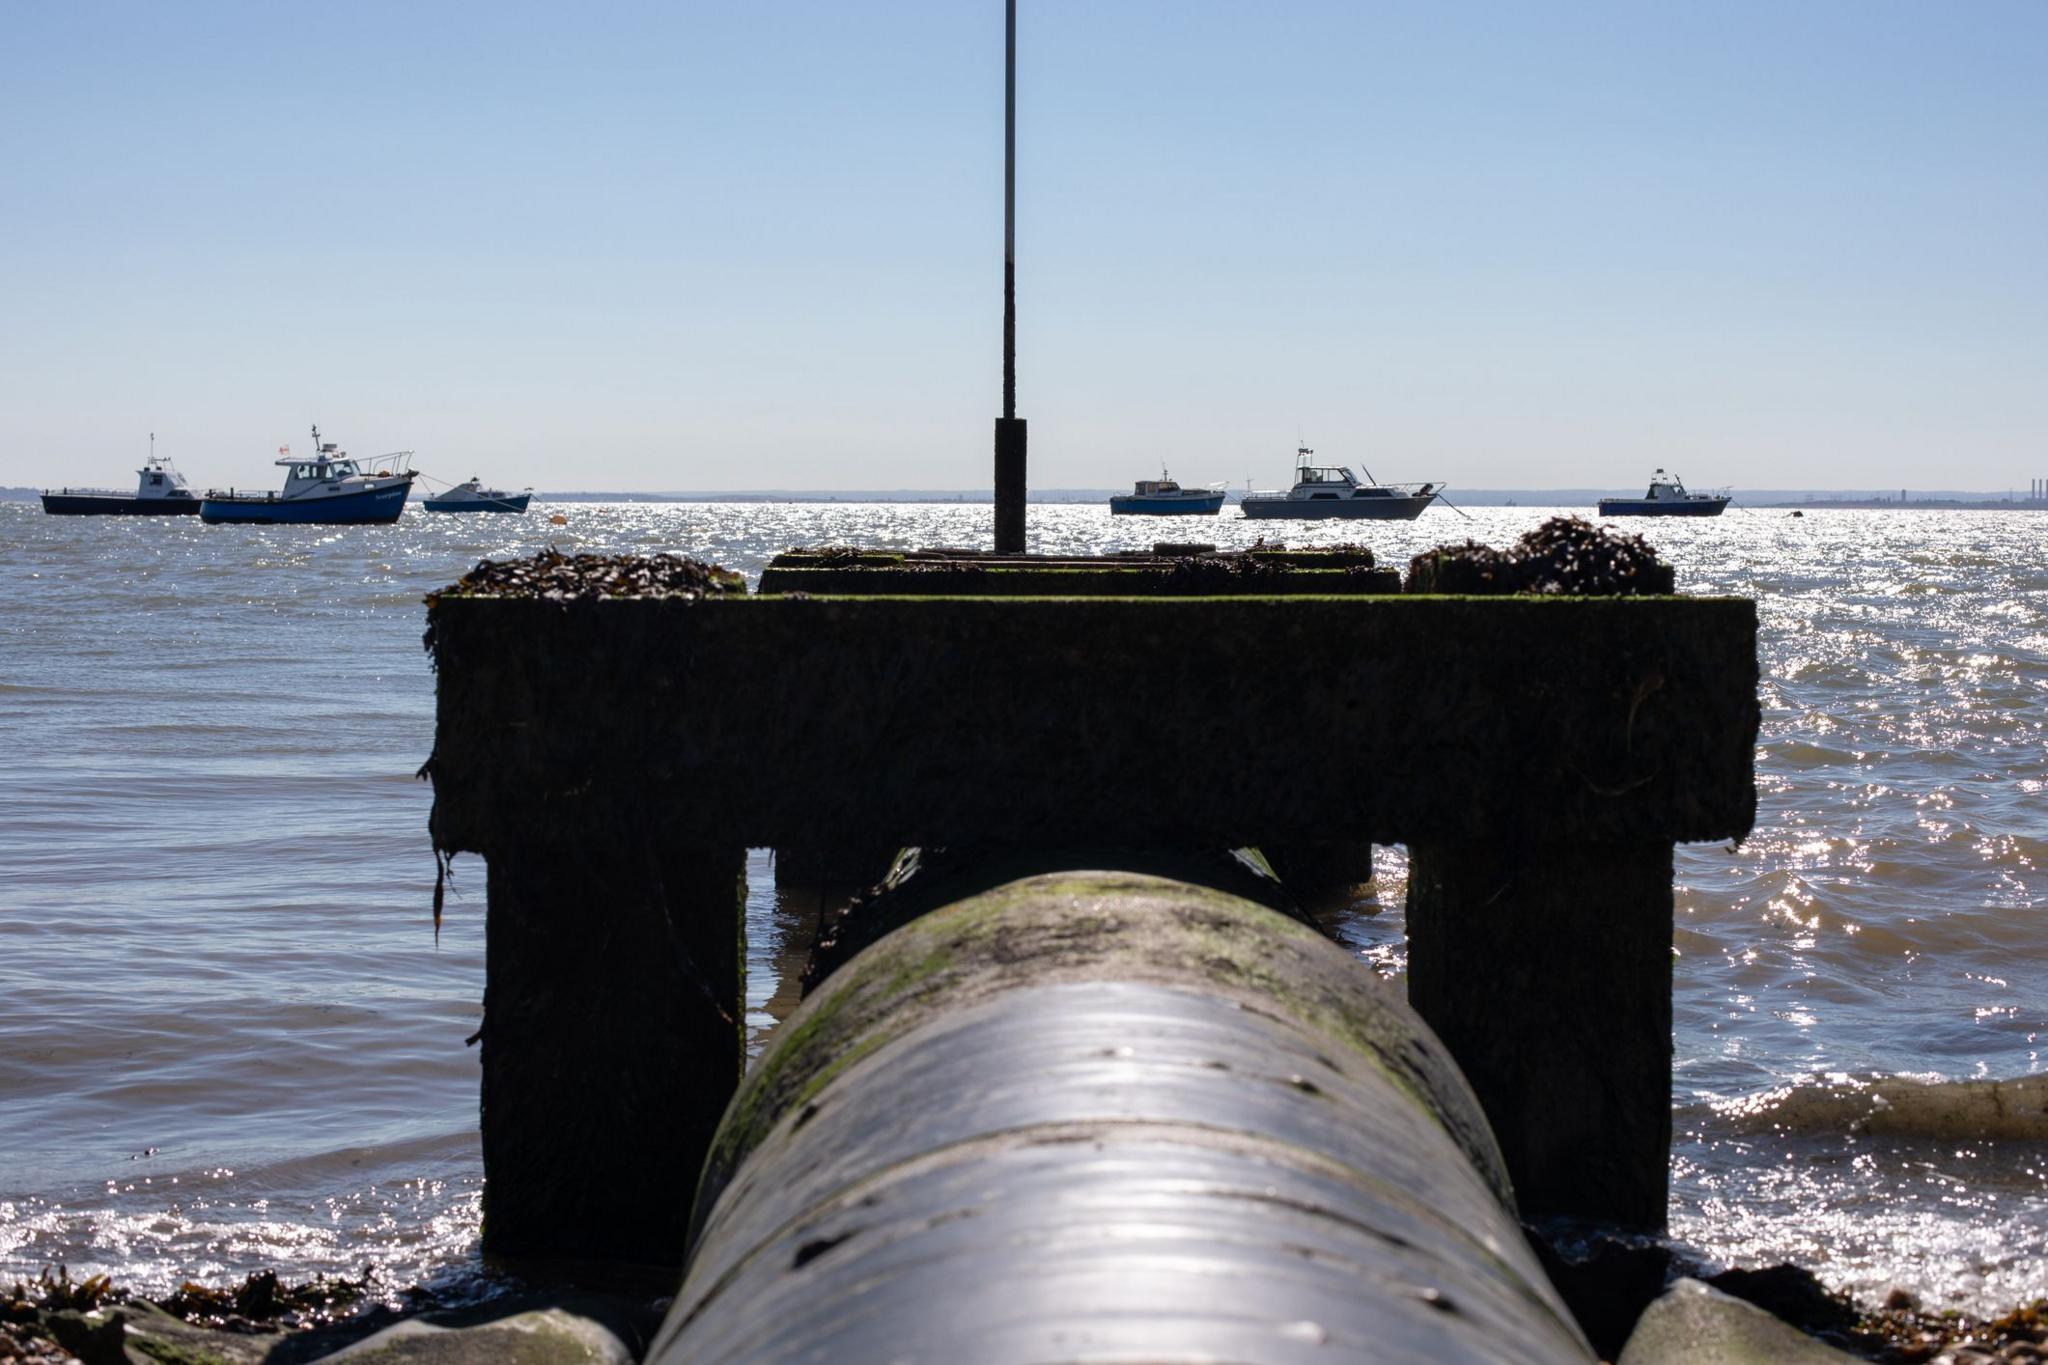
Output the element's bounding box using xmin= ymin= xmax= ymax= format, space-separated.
xmin=653 ymin=871 xmax=1594 ymax=1364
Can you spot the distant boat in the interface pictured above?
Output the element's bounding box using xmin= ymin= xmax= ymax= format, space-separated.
xmin=1598 ymin=470 xmax=1729 ymax=517
xmin=1109 ymin=468 xmax=1225 ymax=516
xmin=41 ymin=439 xmax=201 ymax=516
xmin=1240 ymin=444 xmax=1440 ymax=521
xmin=199 ymin=425 xmax=415 ymax=525
xmin=424 ymin=477 xmax=532 ymax=514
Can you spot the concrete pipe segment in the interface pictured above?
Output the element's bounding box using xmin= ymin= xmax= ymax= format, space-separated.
xmin=650 ymin=871 xmax=1594 ymax=1364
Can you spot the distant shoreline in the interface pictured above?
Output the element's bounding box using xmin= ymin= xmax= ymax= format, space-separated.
xmin=6 ymin=486 xmax=2046 ymax=511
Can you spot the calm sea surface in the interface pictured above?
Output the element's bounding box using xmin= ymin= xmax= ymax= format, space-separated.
xmin=1 ymin=499 xmax=2042 ymax=1311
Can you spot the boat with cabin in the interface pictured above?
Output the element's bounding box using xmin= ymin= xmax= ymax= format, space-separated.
xmin=1239 ymin=445 xmax=1440 ymax=520
xmin=424 ymin=477 xmax=532 ymax=514
xmin=1108 ymin=468 xmax=1225 ymax=516
xmin=41 ymin=439 xmax=201 ymax=516
xmin=1597 ymin=470 xmax=1729 ymax=517
xmin=199 ymin=426 xmax=416 ymax=525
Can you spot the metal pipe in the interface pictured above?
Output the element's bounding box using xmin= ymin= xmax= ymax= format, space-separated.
xmin=650 ymin=871 xmax=1593 ymax=1363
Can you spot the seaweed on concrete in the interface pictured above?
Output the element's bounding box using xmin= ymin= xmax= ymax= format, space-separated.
xmin=1405 ymin=516 xmax=1676 ymax=596
xmin=1161 ymin=552 xmax=1287 ymax=592
xmin=1515 ymin=516 xmax=1676 ymax=595
xmin=430 ymin=548 xmax=746 ymax=604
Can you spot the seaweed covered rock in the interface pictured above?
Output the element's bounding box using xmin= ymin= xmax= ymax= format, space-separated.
xmin=1161 ymin=552 xmax=1287 ymax=593
xmin=1704 ymin=1264 xmax=1858 ymax=1340
xmin=1515 ymin=516 xmax=1675 ymax=595
xmin=317 ymin=1305 xmax=636 ymax=1364
xmin=431 ymin=549 xmax=746 ymax=602
xmin=1404 ymin=539 xmax=1519 ymax=594
xmin=1617 ymin=1279 xmax=1861 ymax=1364
xmin=1405 ymin=517 xmax=1675 ymax=595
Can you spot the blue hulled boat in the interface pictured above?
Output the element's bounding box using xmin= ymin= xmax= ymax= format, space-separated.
xmin=200 ymin=426 xmax=415 ymax=525
xmin=1109 ymin=468 xmax=1226 ymax=516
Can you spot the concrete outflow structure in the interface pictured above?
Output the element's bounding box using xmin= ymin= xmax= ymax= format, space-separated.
xmin=422 ymin=539 xmax=1760 ymax=1359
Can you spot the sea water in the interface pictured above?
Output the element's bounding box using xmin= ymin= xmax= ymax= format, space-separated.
xmin=0 ymin=500 xmax=2041 ymax=1310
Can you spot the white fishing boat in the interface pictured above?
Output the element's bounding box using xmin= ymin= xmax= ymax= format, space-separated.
xmin=1239 ymin=445 xmax=1439 ymax=520
xmin=424 ymin=478 xmax=533 ymax=514
xmin=1597 ymin=470 xmax=1728 ymax=517
xmin=40 ymin=437 xmax=201 ymax=516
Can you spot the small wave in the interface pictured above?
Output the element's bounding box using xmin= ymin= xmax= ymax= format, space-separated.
xmin=1709 ymin=1074 xmax=2048 ymax=1141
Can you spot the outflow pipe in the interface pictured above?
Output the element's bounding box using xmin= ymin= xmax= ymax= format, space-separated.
xmin=651 ymin=871 xmax=1593 ymax=1363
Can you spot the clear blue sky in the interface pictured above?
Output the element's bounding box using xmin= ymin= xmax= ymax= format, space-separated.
xmin=4 ymin=2 xmax=2044 ymax=491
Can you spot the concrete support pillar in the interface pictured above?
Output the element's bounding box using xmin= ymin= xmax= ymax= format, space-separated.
xmin=994 ymin=416 xmax=1026 ymax=553
xmin=479 ymin=835 xmax=745 ymax=1265
xmin=1406 ymin=841 xmax=1674 ymax=1229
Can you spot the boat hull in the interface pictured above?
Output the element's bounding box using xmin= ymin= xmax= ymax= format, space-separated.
xmin=41 ymin=493 xmax=201 ymax=516
xmin=1109 ymin=494 xmax=1224 ymax=515
xmin=1241 ymin=494 xmax=1437 ymax=520
xmin=200 ymin=482 xmax=411 ymax=525
xmin=1596 ymin=498 xmax=1728 ymax=517
xmin=424 ymin=493 xmax=532 ymax=513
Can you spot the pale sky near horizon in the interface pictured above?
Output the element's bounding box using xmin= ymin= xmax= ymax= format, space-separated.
xmin=4 ymin=2 xmax=2044 ymax=492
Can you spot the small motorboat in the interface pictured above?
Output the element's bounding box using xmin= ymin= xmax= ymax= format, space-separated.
xmin=424 ymin=477 xmax=533 ymax=514
xmin=1240 ymin=445 xmax=1439 ymax=521
xmin=199 ymin=426 xmax=415 ymax=525
xmin=1109 ymin=468 xmax=1225 ymax=516
xmin=41 ymin=438 xmax=201 ymax=516
xmin=1598 ymin=470 xmax=1729 ymax=517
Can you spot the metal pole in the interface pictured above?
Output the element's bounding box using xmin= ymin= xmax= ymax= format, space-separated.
xmin=992 ymin=0 xmax=1027 ymax=552
xmin=1003 ymin=0 xmax=1016 ymax=422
